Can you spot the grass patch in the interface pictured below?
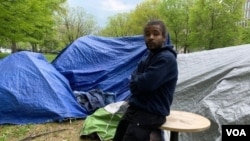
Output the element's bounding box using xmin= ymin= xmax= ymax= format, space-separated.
xmin=0 ymin=125 xmax=33 ymax=141
xmin=0 ymin=120 xmax=85 ymax=141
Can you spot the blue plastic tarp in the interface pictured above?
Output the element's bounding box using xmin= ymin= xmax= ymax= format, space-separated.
xmin=0 ymin=51 xmax=87 ymax=124
xmin=52 ymin=35 xmax=148 ymax=101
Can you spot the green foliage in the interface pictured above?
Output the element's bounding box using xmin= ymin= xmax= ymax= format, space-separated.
xmin=0 ymin=0 xmax=249 ymax=53
xmin=127 ymin=0 xmax=163 ymax=35
xmin=189 ymin=0 xmax=245 ymax=50
xmin=0 ymin=53 xmax=9 ymax=60
xmin=99 ymin=0 xmax=163 ymax=37
xmin=0 ymin=0 xmax=66 ymax=52
xmin=44 ymin=53 xmax=57 ymax=62
xmin=99 ymin=13 xmax=131 ymax=37
xmin=57 ymin=6 xmax=99 ymax=46
xmin=101 ymin=0 xmax=248 ymax=52
xmin=241 ymin=26 xmax=250 ymax=43
xmin=160 ymin=0 xmax=193 ymax=52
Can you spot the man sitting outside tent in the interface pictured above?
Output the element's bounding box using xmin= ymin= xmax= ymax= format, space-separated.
xmin=113 ymin=20 xmax=178 ymax=141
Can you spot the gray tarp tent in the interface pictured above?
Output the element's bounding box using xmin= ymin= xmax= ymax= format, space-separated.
xmin=172 ymin=44 xmax=250 ymax=141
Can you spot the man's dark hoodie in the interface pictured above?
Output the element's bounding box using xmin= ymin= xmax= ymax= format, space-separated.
xmin=129 ymin=45 xmax=178 ymax=117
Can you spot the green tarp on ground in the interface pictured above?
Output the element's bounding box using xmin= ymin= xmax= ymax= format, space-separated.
xmin=80 ymin=101 xmax=127 ymax=140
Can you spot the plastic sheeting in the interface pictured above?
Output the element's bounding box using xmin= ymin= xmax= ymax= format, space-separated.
xmin=0 ymin=51 xmax=87 ymax=124
xmin=80 ymin=101 xmax=126 ymax=141
xmin=172 ymin=44 xmax=250 ymax=141
xmin=52 ymin=35 xmax=148 ymax=101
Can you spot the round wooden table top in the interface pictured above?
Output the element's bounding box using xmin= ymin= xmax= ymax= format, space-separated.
xmin=161 ymin=110 xmax=211 ymax=132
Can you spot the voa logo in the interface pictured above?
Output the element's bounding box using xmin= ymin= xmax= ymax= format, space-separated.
xmin=226 ymin=129 xmax=246 ymax=136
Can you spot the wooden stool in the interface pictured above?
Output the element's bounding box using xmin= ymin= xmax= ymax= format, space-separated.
xmin=161 ymin=110 xmax=211 ymax=141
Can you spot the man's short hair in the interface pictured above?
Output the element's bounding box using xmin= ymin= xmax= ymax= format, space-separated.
xmin=144 ymin=20 xmax=167 ymax=37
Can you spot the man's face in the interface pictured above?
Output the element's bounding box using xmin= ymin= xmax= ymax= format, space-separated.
xmin=144 ymin=25 xmax=166 ymax=51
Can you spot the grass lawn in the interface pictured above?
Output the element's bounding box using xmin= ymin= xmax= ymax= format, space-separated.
xmin=0 ymin=119 xmax=86 ymax=141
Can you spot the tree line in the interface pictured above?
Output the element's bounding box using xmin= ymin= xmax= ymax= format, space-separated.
xmin=0 ymin=0 xmax=249 ymax=53
xmin=100 ymin=0 xmax=250 ymax=53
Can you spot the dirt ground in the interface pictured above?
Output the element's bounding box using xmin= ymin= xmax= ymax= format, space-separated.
xmin=0 ymin=119 xmax=99 ymax=141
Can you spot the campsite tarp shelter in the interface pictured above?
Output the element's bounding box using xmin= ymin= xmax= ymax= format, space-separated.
xmin=0 ymin=51 xmax=86 ymax=124
xmin=52 ymin=35 xmax=148 ymax=101
xmin=171 ymin=44 xmax=250 ymax=141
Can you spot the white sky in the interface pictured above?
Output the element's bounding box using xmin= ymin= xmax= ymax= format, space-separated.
xmin=67 ymin=0 xmax=144 ymax=27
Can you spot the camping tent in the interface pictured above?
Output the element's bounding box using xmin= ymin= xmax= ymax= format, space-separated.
xmin=0 ymin=51 xmax=86 ymax=124
xmin=171 ymin=44 xmax=250 ymax=141
xmin=52 ymin=35 xmax=148 ymax=101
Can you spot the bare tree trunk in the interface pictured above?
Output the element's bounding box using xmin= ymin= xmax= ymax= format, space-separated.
xmin=31 ymin=43 xmax=37 ymax=52
xmin=11 ymin=40 xmax=17 ymax=53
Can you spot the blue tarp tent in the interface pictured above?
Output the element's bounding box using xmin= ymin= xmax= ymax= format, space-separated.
xmin=52 ymin=35 xmax=148 ymax=101
xmin=0 ymin=51 xmax=87 ymax=124
xmin=0 ymin=35 xmax=155 ymax=124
